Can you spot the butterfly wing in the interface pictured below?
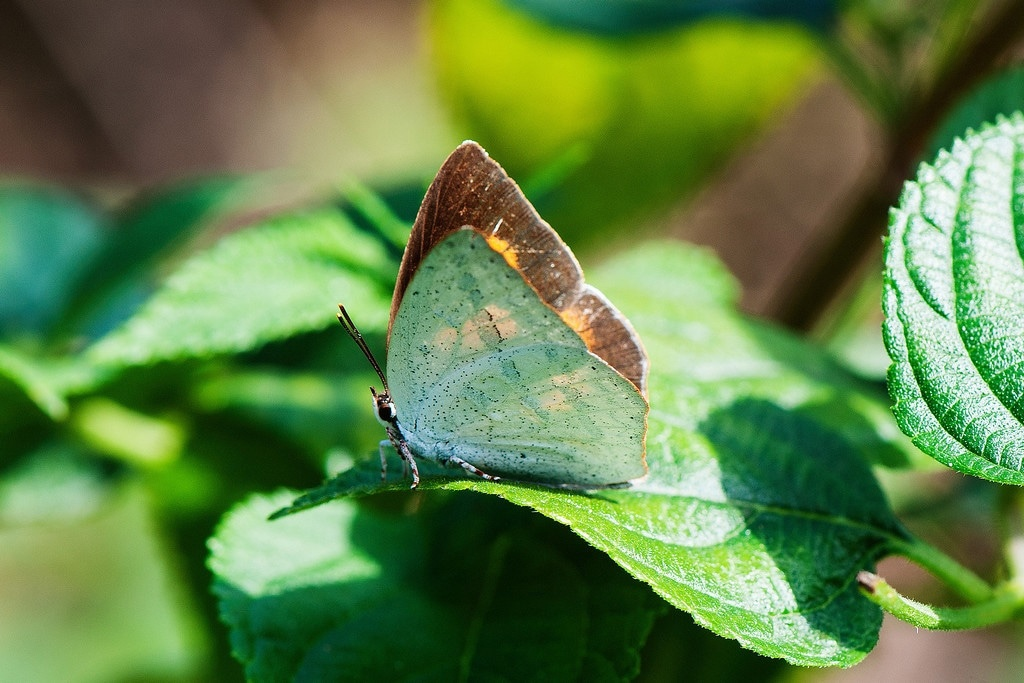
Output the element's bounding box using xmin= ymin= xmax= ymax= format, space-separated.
xmin=387 ymin=228 xmax=647 ymax=486
xmin=391 ymin=141 xmax=648 ymax=395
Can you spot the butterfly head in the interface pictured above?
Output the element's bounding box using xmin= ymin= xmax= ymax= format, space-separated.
xmin=369 ymin=386 xmax=398 ymax=427
xmin=337 ymin=305 xmax=399 ymax=427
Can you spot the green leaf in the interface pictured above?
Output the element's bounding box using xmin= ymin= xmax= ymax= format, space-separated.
xmin=192 ymin=368 xmax=385 ymax=458
xmin=86 ymin=206 xmax=396 ymax=370
xmin=504 ymin=0 xmax=838 ymax=35
xmin=0 ymin=185 xmax=105 ymax=339
xmin=69 ymin=397 xmax=186 ymax=469
xmin=112 ymin=177 xmax=248 ymax=272
xmin=0 ymin=444 xmax=112 ymax=522
xmin=0 ymin=344 xmax=71 ymax=420
xmin=210 ymin=491 xmax=661 ymax=681
xmin=272 ymin=241 xmax=912 ymax=666
xmin=65 ymin=176 xmax=251 ymax=338
xmin=0 ymin=342 xmax=106 ymax=421
xmin=884 ymin=113 xmax=1024 ymax=485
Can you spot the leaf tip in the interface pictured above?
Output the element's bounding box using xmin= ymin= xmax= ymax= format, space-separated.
xmin=266 ymin=507 xmax=291 ymax=521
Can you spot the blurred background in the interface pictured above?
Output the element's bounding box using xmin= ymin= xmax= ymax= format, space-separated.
xmin=3 ymin=0 xmax=1024 ymax=680
xmin=0 ymin=0 xmax=878 ymax=317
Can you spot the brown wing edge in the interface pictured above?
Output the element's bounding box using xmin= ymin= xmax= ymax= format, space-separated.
xmin=390 ymin=141 xmax=649 ymax=397
xmin=560 ymin=287 xmax=649 ymax=397
xmin=388 ymin=141 xmax=508 ymax=332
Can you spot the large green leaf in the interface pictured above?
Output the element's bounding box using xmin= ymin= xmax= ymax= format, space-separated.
xmin=86 ymin=206 xmax=395 ymax=371
xmin=210 ymin=491 xmax=661 ymax=681
xmin=65 ymin=176 xmax=252 ymax=339
xmin=265 ymin=241 xmax=912 ymax=666
xmin=884 ymin=113 xmax=1024 ymax=485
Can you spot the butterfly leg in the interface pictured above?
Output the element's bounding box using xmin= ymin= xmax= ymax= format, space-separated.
xmin=446 ymin=455 xmax=501 ymax=482
xmin=377 ymin=440 xmax=390 ymax=482
xmin=384 ymin=426 xmax=420 ymax=488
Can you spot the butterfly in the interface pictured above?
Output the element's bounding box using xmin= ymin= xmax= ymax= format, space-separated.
xmin=341 ymin=141 xmax=648 ymax=488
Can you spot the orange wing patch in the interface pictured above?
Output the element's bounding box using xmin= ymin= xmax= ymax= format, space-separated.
xmin=429 ymin=326 xmax=458 ymax=354
xmin=458 ymin=305 xmax=518 ymax=352
xmin=558 ymin=305 xmax=598 ymax=350
xmin=485 ymin=233 xmax=521 ymax=270
xmin=533 ymin=388 xmax=573 ymax=412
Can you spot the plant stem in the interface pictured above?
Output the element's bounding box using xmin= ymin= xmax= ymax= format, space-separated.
xmin=858 ymin=571 xmax=1024 ymax=630
xmin=888 ymin=536 xmax=993 ymax=603
xmin=772 ymin=0 xmax=1024 ymax=331
xmin=996 ymin=487 xmax=1024 ymax=582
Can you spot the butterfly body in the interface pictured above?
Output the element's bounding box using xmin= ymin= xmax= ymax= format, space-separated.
xmin=345 ymin=142 xmax=649 ymax=488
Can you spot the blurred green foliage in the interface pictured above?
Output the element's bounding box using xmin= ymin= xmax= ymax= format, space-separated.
xmin=0 ymin=178 xmax=390 ymax=681
xmin=430 ymin=0 xmax=823 ymax=241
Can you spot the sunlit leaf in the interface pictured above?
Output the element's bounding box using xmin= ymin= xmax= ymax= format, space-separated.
xmin=885 ymin=113 xmax=1024 ymax=485
xmin=87 ymin=207 xmax=395 ymax=370
xmin=269 ymin=241 xmax=912 ymax=666
xmin=66 ymin=176 xmax=254 ymax=339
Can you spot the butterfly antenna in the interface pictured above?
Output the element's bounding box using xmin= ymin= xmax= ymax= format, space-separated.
xmin=337 ymin=305 xmax=389 ymax=391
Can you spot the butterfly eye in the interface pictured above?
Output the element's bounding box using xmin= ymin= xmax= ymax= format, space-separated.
xmin=377 ymin=402 xmax=397 ymax=422
xmin=371 ymin=391 xmax=398 ymax=425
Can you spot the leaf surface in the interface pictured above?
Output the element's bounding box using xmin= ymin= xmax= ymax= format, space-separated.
xmin=87 ymin=207 xmax=395 ymax=370
xmin=269 ymin=242 xmax=911 ymax=666
xmin=885 ymin=113 xmax=1024 ymax=485
xmin=65 ymin=176 xmax=252 ymax=339
xmin=211 ymin=492 xmax=660 ymax=681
